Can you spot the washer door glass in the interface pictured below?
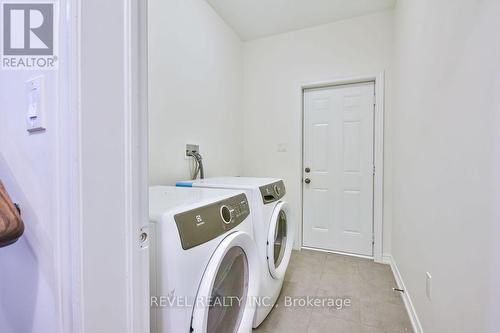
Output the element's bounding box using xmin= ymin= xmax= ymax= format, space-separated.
xmin=267 ymin=201 xmax=294 ymax=279
xmin=207 ymin=246 xmax=249 ymax=333
xmin=273 ymin=209 xmax=288 ymax=268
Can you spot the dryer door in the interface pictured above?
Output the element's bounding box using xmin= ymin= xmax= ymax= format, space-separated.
xmin=266 ymin=201 xmax=294 ymax=279
xmin=191 ymin=231 xmax=259 ymax=333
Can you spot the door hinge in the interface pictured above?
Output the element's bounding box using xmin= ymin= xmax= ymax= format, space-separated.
xmin=372 ymin=234 xmax=375 ymax=245
xmin=372 ymin=165 xmax=376 ymax=175
xmin=373 ymin=94 xmax=376 ymax=106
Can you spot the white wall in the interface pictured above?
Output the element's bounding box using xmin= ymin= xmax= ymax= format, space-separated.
xmin=148 ymin=0 xmax=244 ymax=185
xmin=392 ymin=0 xmax=500 ymax=332
xmin=242 ymin=11 xmax=394 ymax=251
xmin=0 ymin=5 xmax=65 ymax=333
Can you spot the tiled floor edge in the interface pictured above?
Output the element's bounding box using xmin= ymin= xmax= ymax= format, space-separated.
xmin=383 ymin=254 xmax=424 ymax=333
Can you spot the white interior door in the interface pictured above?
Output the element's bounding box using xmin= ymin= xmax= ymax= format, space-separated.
xmin=303 ymin=82 xmax=375 ymax=256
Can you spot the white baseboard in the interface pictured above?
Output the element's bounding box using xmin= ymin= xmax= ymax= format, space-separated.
xmin=382 ymin=254 xmax=424 ymax=333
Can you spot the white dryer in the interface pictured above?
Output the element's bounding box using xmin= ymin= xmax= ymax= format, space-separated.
xmin=149 ymin=186 xmax=260 ymax=333
xmin=176 ymin=177 xmax=294 ymax=327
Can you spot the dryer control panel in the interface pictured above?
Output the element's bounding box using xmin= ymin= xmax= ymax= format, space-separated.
xmin=174 ymin=193 xmax=250 ymax=250
xmin=259 ymin=180 xmax=286 ymax=204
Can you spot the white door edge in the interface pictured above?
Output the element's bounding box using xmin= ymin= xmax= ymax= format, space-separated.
xmin=63 ymin=0 xmax=150 ymax=332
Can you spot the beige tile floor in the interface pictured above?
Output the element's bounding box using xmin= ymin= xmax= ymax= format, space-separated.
xmin=253 ymin=249 xmax=414 ymax=333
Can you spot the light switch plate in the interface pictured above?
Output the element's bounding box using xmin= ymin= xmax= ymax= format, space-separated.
xmin=277 ymin=143 xmax=288 ymax=152
xmin=26 ymin=76 xmax=46 ymax=133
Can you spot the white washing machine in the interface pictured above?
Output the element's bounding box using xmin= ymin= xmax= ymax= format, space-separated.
xmin=149 ymin=186 xmax=260 ymax=333
xmin=176 ymin=177 xmax=294 ymax=327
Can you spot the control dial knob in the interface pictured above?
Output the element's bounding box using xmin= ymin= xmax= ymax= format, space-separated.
xmin=220 ymin=205 xmax=235 ymax=224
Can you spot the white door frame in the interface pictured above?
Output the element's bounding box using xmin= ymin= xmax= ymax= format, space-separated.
xmin=60 ymin=0 xmax=149 ymax=331
xmin=297 ymin=72 xmax=385 ymax=263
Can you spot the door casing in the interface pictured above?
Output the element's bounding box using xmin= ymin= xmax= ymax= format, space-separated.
xmin=62 ymin=0 xmax=150 ymax=331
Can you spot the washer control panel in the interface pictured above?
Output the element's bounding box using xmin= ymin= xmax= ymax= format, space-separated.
xmin=259 ymin=180 xmax=286 ymax=204
xmin=174 ymin=193 xmax=250 ymax=250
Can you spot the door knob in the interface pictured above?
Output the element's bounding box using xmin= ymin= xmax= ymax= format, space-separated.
xmin=305 ymin=167 xmax=310 ymax=173
xmin=304 ymin=178 xmax=311 ymax=184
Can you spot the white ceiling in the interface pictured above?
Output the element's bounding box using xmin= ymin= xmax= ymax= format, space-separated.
xmin=206 ymin=0 xmax=396 ymax=41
